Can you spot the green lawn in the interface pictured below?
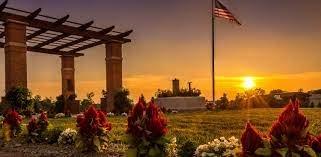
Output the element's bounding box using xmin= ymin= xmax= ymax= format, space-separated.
xmin=26 ymin=108 xmax=321 ymax=146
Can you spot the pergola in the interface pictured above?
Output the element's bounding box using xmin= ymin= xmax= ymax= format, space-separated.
xmin=0 ymin=0 xmax=132 ymax=112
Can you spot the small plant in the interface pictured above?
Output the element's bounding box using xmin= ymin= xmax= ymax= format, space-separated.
xmin=178 ymin=140 xmax=197 ymax=157
xmin=76 ymin=106 xmax=112 ymax=152
xmin=58 ymin=128 xmax=77 ymax=145
xmin=241 ymin=99 xmax=321 ymax=157
xmin=43 ymin=127 xmax=64 ymax=144
xmin=195 ymin=137 xmax=241 ymax=157
xmin=126 ymin=97 xmax=169 ymax=157
xmin=165 ymin=137 xmax=178 ymax=157
xmin=3 ymin=109 xmax=23 ymax=141
xmin=27 ymin=112 xmax=49 ymax=143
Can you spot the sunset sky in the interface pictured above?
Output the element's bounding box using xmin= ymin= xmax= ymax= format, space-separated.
xmin=1 ymin=0 xmax=321 ymax=102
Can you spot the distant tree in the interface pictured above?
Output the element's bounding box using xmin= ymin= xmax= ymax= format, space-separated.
xmin=318 ymin=102 xmax=321 ymax=108
xmin=311 ymin=89 xmax=321 ymax=94
xmin=33 ymin=95 xmax=42 ymax=113
xmin=270 ymin=89 xmax=285 ymax=95
xmin=215 ymin=93 xmax=229 ymax=110
xmin=113 ymin=88 xmax=133 ymax=114
xmin=55 ymin=95 xmax=64 ymax=113
xmin=254 ymin=88 xmax=265 ymax=96
xmin=228 ymin=93 xmax=244 ymax=110
xmin=298 ymin=88 xmax=304 ymax=93
xmin=156 ymin=89 xmax=173 ymax=98
xmin=310 ymin=102 xmax=315 ymax=108
xmin=81 ymin=92 xmax=95 ymax=112
xmin=5 ymin=87 xmax=33 ymax=113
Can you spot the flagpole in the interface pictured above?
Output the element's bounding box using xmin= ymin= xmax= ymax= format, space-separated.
xmin=211 ymin=0 xmax=215 ymax=103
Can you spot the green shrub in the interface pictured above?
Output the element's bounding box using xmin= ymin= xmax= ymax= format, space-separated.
xmin=178 ymin=140 xmax=197 ymax=157
xmin=44 ymin=127 xmax=64 ymax=144
xmin=5 ymin=87 xmax=33 ymax=113
xmin=113 ymin=88 xmax=133 ymax=114
xmin=55 ymin=95 xmax=64 ymax=113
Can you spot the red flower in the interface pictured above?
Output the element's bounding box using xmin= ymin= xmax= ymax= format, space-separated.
xmin=145 ymin=102 xmax=167 ymax=139
xmin=241 ymin=122 xmax=264 ymax=155
xmin=127 ymin=100 xmax=146 ymax=138
xmin=27 ymin=116 xmax=38 ymax=134
xmin=269 ymin=100 xmax=309 ymax=147
xmin=77 ymin=106 xmax=112 ymax=137
xmin=4 ymin=109 xmax=22 ymax=127
xmin=310 ymin=134 xmax=321 ymax=153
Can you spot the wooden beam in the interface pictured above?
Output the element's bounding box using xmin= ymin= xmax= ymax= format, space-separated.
xmin=27 ymin=8 xmax=41 ymax=20
xmin=34 ymin=21 xmax=94 ymax=48
xmin=0 ymin=42 xmax=84 ymax=56
xmin=114 ymin=30 xmax=133 ymax=38
xmin=0 ymin=0 xmax=8 ymax=12
xmin=67 ymin=40 xmax=105 ymax=53
xmin=26 ymin=15 xmax=70 ymax=40
xmin=53 ymin=26 xmax=115 ymax=51
xmin=0 ymin=12 xmax=131 ymax=43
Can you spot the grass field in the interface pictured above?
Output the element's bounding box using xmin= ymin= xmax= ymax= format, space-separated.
xmin=26 ymin=108 xmax=321 ymax=146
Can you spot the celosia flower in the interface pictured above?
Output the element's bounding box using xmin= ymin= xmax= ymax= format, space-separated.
xmin=146 ymin=102 xmax=167 ymax=138
xmin=27 ymin=116 xmax=38 ymax=134
xmin=3 ymin=109 xmax=22 ymax=127
xmin=77 ymin=106 xmax=111 ymax=137
xmin=126 ymin=99 xmax=146 ymax=138
xmin=310 ymin=134 xmax=321 ymax=153
xmin=269 ymin=100 xmax=309 ymax=147
xmin=241 ymin=122 xmax=264 ymax=155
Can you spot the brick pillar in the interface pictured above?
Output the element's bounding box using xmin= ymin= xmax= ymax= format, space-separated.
xmin=61 ymin=55 xmax=76 ymax=112
xmin=4 ymin=20 xmax=27 ymax=93
xmin=103 ymin=42 xmax=123 ymax=112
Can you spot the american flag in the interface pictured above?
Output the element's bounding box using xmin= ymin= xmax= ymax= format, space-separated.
xmin=214 ymin=0 xmax=241 ymax=25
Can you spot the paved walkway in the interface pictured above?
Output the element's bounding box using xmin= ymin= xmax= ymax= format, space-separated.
xmin=0 ymin=152 xmax=23 ymax=157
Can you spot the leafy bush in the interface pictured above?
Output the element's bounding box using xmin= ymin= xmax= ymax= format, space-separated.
xmin=241 ymin=100 xmax=321 ymax=156
xmin=58 ymin=128 xmax=77 ymax=145
xmin=126 ymin=97 xmax=169 ymax=157
xmin=55 ymin=95 xmax=65 ymax=114
xmin=3 ymin=109 xmax=23 ymax=141
xmin=43 ymin=127 xmax=64 ymax=144
xmin=80 ymin=92 xmax=94 ymax=112
xmin=5 ymin=87 xmax=32 ymax=113
xmin=195 ymin=137 xmax=241 ymax=157
xmin=113 ymin=88 xmax=133 ymax=114
xmin=27 ymin=112 xmax=49 ymax=143
xmin=156 ymin=88 xmax=201 ymax=98
xmin=76 ymin=106 xmax=112 ymax=152
xmin=215 ymin=93 xmax=229 ymax=110
xmin=178 ymin=140 xmax=197 ymax=157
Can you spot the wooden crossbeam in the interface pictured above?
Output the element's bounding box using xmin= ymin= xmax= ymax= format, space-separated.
xmin=53 ymin=26 xmax=115 ymax=51
xmin=67 ymin=30 xmax=133 ymax=53
xmin=27 ymin=15 xmax=70 ymax=40
xmin=0 ymin=12 xmax=131 ymax=43
xmin=27 ymin=8 xmax=41 ymax=20
xmin=34 ymin=21 xmax=94 ymax=48
xmin=0 ymin=0 xmax=8 ymax=12
xmin=67 ymin=40 xmax=104 ymax=54
xmin=114 ymin=30 xmax=133 ymax=38
xmin=0 ymin=42 xmax=84 ymax=56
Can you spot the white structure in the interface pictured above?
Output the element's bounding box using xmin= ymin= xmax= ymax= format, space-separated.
xmin=155 ymin=97 xmax=206 ymax=110
xmin=309 ymin=94 xmax=321 ymax=107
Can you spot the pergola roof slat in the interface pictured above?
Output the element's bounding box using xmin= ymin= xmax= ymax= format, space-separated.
xmin=53 ymin=26 xmax=115 ymax=51
xmin=27 ymin=15 xmax=70 ymax=40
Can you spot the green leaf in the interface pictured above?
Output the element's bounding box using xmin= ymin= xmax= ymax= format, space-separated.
xmin=148 ymin=146 xmax=162 ymax=157
xmin=255 ymin=148 xmax=272 ymax=156
xmin=262 ymin=139 xmax=271 ymax=149
xmin=93 ymin=136 xmax=101 ymax=152
xmin=291 ymin=152 xmax=301 ymax=157
xmin=154 ymin=137 xmax=170 ymax=145
xmin=303 ymin=146 xmax=317 ymax=157
xmin=126 ymin=148 xmax=138 ymax=157
xmin=275 ymin=147 xmax=289 ymax=157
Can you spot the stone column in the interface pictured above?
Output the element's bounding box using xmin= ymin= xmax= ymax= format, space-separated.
xmin=61 ymin=55 xmax=77 ymax=113
xmin=103 ymin=42 xmax=123 ymax=112
xmin=4 ymin=20 xmax=27 ymax=93
xmin=61 ymin=55 xmax=75 ymax=98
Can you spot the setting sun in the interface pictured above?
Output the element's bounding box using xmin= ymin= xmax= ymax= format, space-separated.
xmin=242 ymin=77 xmax=256 ymax=89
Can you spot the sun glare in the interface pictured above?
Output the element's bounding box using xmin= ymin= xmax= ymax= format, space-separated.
xmin=243 ymin=77 xmax=256 ymax=89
